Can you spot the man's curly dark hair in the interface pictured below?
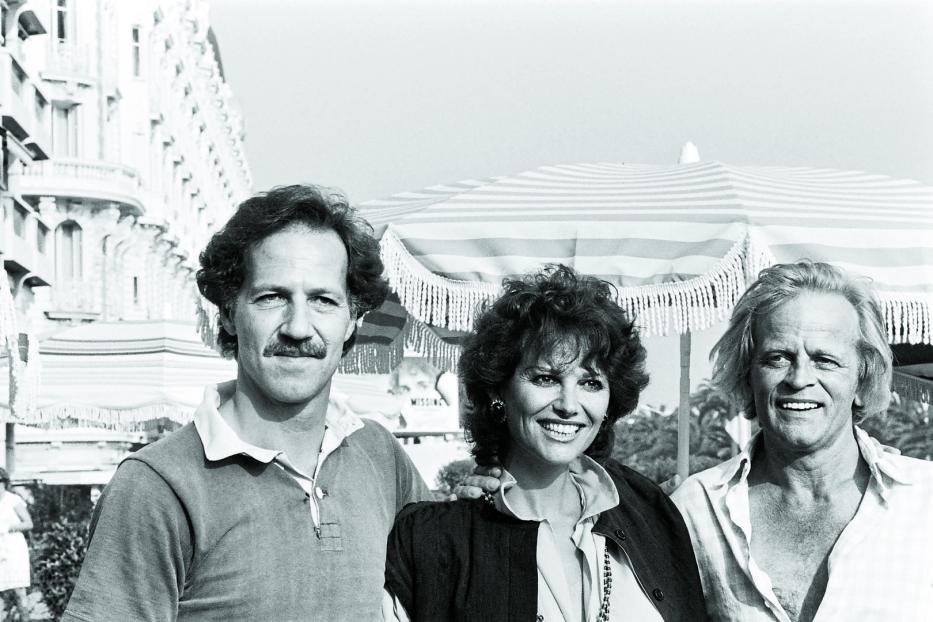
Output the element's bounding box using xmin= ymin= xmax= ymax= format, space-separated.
xmin=196 ymin=184 xmax=389 ymax=358
xmin=459 ymin=264 xmax=649 ymax=466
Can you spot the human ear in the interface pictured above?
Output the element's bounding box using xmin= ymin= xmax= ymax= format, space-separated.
xmin=219 ymin=303 xmax=237 ymax=336
xmin=343 ymin=312 xmax=358 ymax=343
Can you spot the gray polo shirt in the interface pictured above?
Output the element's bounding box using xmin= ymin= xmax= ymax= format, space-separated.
xmin=62 ymin=383 xmax=432 ymax=622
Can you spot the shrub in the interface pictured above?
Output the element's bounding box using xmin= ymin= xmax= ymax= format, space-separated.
xmin=23 ymin=485 xmax=92 ymax=620
xmin=31 ymin=515 xmax=89 ymax=620
xmin=435 ymin=459 xmax=475 ymax=496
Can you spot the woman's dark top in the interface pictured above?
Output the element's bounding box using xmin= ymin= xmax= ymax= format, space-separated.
xmin=385 ymin=459 xmax=709 ymax=621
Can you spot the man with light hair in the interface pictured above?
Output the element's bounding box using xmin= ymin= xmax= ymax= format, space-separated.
xmin=671 ymin=261 xmax=933 ymax=621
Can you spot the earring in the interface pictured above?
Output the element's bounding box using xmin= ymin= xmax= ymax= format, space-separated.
xmin=490 ymin=399 xmax=506 ymax=423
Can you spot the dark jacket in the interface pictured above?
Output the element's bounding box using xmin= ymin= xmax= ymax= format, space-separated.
xmin=386 ymin=459 xmax=708 ymax=621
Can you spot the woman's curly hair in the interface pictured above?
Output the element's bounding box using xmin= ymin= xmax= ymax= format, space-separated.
xmin=459 ymin=264 xmax=649 ymax=466
xmin=196 ymin=184 xmax=388 ymax=358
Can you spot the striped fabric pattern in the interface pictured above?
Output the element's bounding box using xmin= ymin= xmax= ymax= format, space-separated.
xmin=0 ymin=320 xmax=238 ymax=428
xmin=358 ymin=161 xmax=933 ymax=350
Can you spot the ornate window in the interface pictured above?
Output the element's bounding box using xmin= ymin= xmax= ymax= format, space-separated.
xmin=56 ymin=220 xmax=83 ymax=280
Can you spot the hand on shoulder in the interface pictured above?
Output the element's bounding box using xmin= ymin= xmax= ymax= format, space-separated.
xmin=453 ymin=464 xmax=502 ymax=500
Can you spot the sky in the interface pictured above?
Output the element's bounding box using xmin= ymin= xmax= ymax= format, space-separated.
xmin=208 ymin=0 xmax=933 ymax=406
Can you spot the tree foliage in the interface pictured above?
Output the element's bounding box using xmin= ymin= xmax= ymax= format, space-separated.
xmin=612 ymin=382 xmax=932 ymax=484
xmin=860 ymin=394 xmax=933 ymax=460
xmin=612 ymin=382 xmax=744 ymax=483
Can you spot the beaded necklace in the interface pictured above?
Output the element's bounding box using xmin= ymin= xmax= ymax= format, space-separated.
xmin=534 ymin=545 xmax=612 ymax=622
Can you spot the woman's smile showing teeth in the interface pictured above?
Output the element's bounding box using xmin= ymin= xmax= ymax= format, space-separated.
xmin=538 ymin=420 xmax=584 ymax=441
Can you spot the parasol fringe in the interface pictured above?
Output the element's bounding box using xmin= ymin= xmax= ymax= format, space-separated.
xmin=892 ymin=371 xmax=932 ymax=405
xmin=882 ymin=296 xmax=932 ymax=345
xmin=381 ymin=228 xmax=500 ymax=331
xmin=403 ymin=317 xmax=461 ymax=372
xmin=338 ymin=340 xmax=404 ymax=375
xmin=0 ymin=403 xmax=193 ymax=430
xmin=383 ymin=230 xmax=775 ymax=337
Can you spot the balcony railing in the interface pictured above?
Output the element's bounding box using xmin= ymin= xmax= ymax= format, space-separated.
xmin=11 ymin=158 xmax=144 ymax=214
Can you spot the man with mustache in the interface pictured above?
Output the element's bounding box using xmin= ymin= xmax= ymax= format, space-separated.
xmin=63 ymin=185 xmax=431 ymax=621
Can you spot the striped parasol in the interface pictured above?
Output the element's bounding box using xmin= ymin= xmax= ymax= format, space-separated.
xmin=356 ymin=158 xmax=932 ymax=360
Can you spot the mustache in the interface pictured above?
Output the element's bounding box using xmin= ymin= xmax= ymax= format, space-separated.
xmin=263 ymin=338 xmax=327 ymax=358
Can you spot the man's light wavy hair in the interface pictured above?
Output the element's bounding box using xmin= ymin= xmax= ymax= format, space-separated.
xmin=711 ymin=261 xmax=892 ymax=421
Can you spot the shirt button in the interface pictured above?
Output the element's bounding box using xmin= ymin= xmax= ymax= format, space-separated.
xmin=614 ymin=529 xmax=627 ymax=541
xmin=652 ymin=588 xmax=664 ymax=601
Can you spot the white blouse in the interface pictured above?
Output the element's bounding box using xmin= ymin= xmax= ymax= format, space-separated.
xmin=495 ymin=457 xmax=664 ymax=622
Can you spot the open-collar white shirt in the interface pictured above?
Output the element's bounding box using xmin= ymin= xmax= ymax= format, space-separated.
xmin=671 ymin=425 xmax=933 ymax=621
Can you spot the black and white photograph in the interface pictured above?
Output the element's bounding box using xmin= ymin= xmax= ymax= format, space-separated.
xmin=0 ymin=0 xmax=929 ymax=620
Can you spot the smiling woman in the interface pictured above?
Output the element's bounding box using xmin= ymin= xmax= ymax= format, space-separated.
xmin=384 ymin=265 xmax=709 ymax=622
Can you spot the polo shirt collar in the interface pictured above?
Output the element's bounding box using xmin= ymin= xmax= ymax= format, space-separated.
xmin=193 ymin=381 xmax=365 ymax=463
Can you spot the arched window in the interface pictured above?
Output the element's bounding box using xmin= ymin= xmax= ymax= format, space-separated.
xmin=56 ymin=220 xmax=83 ymax=280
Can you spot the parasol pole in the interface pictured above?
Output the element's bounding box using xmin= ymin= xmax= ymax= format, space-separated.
xmin=4 ymin=423 xmax=13 ymax=476
xmin=676 ymin=332 xmax=691 ymax=482
xmin=675 ymin=142 xmax=700 ymax=484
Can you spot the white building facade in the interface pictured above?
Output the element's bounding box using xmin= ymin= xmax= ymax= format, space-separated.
xmin=0 ymin=0 xmax=250 ymax=480
xmin=5 ymin=0 xmax=250 ymax=334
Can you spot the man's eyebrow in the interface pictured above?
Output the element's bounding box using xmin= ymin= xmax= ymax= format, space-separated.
xmin=757 ymin=344 xmax=786 ymax=351
xmin=809 ymin=346 xmax=848 ymax=358
xmin=246 ymin=283 xmax=288 ymax=293
xmin=306 ymin=286 xmax=347 ymax=299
